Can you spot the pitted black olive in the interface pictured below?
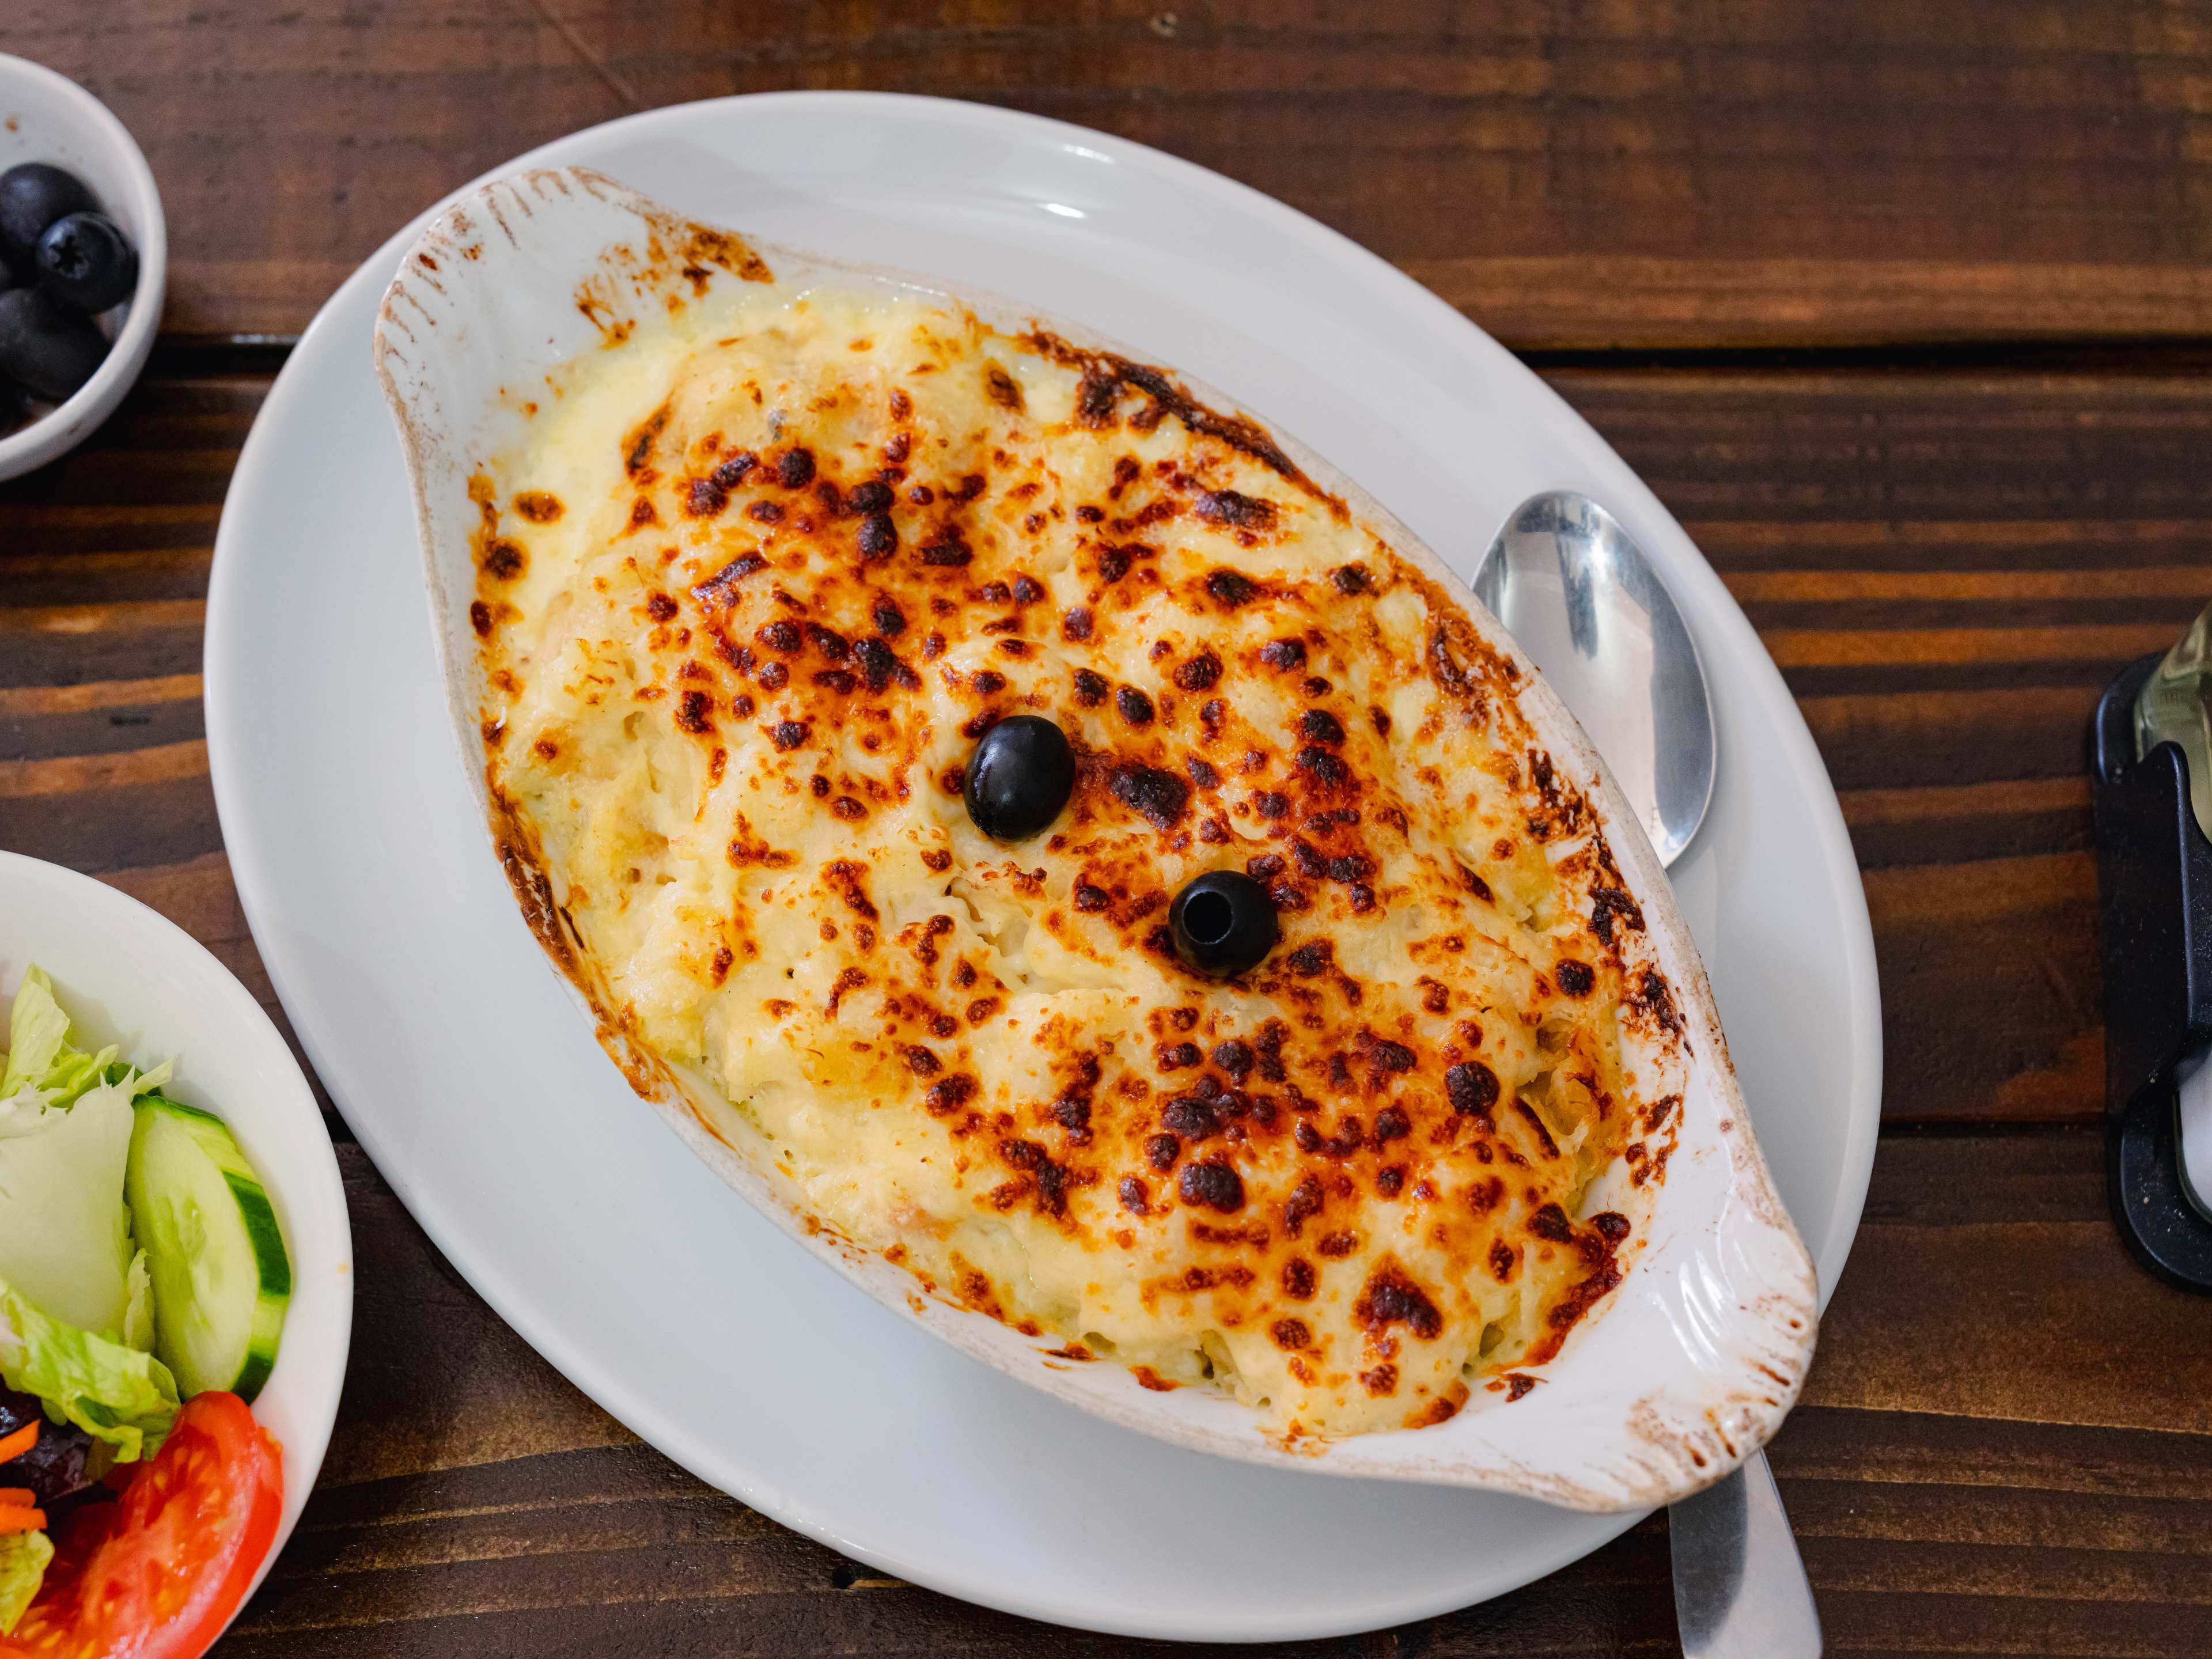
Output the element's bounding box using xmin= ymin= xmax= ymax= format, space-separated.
xmin=35 ymin=212 xmax=137 ymax=313
xmin=0 ymin=164 xmax=94 ymax=272
xmin=1168 ymin=870 xmax=1279 ymax=978
xmin=963 ymin=715 xmax=1075 ymax=842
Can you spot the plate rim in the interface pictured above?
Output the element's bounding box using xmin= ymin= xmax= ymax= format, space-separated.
xmin=206 ymin=88 xmax=1881 ymax=1641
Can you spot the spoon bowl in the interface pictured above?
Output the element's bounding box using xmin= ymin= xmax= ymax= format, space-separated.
xmin=1473 ymin=491 xmax=1717 ymax=866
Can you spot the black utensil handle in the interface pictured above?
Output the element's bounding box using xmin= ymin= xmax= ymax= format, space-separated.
xmin=2091 ymin=653 xmax=2212 ymax=1293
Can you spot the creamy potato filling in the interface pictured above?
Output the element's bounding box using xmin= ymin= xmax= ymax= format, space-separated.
xmin=473 ymin=282 xmax=1675 ymax=1439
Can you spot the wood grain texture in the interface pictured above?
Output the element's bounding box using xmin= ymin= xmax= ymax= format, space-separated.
xmin=15 ymin=0 xmax=2212 ymax=346
xmin=3 ymin=43 xmax=2211 ymax=1629
xmin=200 ymin=1131 xmax=2212 ymax=1657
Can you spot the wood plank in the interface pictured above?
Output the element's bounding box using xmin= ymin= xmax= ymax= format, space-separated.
xmin=0 ymin=673 xmax=206 ymax=763
xmin=1806 ymin=1125 xmax=2212 ymax=1433
xmin=207 ymin=1128 xmax=2212 ymax=1657
xmin=16 ymin=1 xmax=2212 ymax=346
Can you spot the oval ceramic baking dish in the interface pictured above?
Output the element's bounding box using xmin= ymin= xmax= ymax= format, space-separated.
xmin=374 ymin=166 xmax=1816 ymax=1512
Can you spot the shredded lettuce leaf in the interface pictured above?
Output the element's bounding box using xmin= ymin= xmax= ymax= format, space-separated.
xmin=0 ymin=971 xmax=178 ymax=1461
xmin=0 ymin=967 xmax=71 ymax=1099
xmin=0 ymin=1071 xmax=138 ymax=1340
xmin=0 ymin=1275 xmax=177 ymax=1462
xmin=0 ymin=971 xmax=170 ymax=1341
xmin=0 ymin=1529 xmax=51 ymax=1635
xmin=123 ymin=1249 xmax=154 ymax=1354
xmin=0 ymin=968 xmax=119 ymax=1110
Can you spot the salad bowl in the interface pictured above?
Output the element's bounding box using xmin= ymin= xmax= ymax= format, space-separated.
xmin=0 ymin=851 xmax=351 ymax=1633
xmin=374 ymin=166 xmax=1816 ymax=1513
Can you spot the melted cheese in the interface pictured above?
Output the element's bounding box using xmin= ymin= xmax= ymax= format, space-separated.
xmin=475 ymin=284 xmax=1671 ymax=1440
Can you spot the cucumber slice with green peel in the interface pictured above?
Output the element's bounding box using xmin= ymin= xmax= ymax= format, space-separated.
xmin=123 ymin=1093 xmax=291 ymax=1402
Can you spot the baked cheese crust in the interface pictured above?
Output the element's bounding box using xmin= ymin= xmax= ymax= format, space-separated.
xmin=471 ymin=283 xmax=1679 ymax=1440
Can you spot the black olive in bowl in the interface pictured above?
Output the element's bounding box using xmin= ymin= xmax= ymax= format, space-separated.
xmin=0 ymin=287 xmax=109 ymax=403
xmin=36 ymin=213 xmax=137 ymax=313
xmin=0 ymin=162 xmax=95 ymax=272
xmin=964 ymin=716 xmax=1076 ymax=841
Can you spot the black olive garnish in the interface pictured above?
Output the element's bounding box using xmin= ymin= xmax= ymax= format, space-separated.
xmin=963 ymin=715 xmax=1075 ymax=841
xmin=1168 ymin=870 xmax=1279 ymax=978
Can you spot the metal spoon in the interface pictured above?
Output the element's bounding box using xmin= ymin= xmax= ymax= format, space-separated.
xmin=1471 ymin=491 xmax=1714 ymax=868
xmin=1472 ymin=491 xmax=1821 ymax=1659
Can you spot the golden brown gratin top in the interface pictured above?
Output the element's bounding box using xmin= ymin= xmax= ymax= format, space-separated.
xmin=471 ymin=284 xmax=1681 ymax=1440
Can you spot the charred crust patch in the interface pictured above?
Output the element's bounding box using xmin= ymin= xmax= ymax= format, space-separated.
xmin=1528 ymin=1202 xmax=1574 ymax=1243
xmin=1179 ymin=1158 xmax=1245 ymax=1212
xmin=1511 ymin=1099 xmax=1562 ymax=1160
xmin=1445 ymin=1062 xmax=1500 ymax=1118
xmin=1627 ymin=967 xmax=1683 ymax=1034
xmin=623 ymin=403 xmax=670 ymax=479
xmin=1195 ymin=489 xmax=1278 ymax=532
xmin=681 ymin=224 xmax=774 ymax=285
xmin=1589 ymin=886 xmax=1646 ymax=946
xmin=691 ymin=552 xmax=767 ymax=609
xmin=854 ymin=635 xmax=919 ymax=692
xmin=823 ymin=858 xmax=879 ymax=920
xmin=1107 ymin=762 xmax=1190 ymax=829
xmin=1296 ymin=745 xmax=1351 ymax=789
xmin=1115 ymin=685 xmax=1156 ymax=726
xmin=1205 ymin=568 xmax=1259 ymax=608
xmin=857 ymin=513 xmax=898 ymax=558
xmin=1300 ymin=709 xmax=1345 ymax=746
xmin=984 ymin=362 xmax=1025 ymax=411
xmin=925 ymin=1074 xmax=978 ymax=1114
xmin=1173 ymin=652 xmax=1222 ymax=692
xmin=1354 ymin=1264 xmax=1443 ymax=1341
xmin=1022 ymin=329 xmax=1341 ymax=506
xmin=685 ymin=476 xmax=728 ymax=518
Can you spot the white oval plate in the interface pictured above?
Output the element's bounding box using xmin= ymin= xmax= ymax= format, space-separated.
xmin=207 ymin=93 xmax=1880 ymax=1642
xmin=0 ymin=852 xmax=351 ymax=1633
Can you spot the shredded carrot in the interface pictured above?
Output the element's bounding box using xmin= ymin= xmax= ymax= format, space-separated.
xmin=0 ymin=1423 xmax=32 ymax=1464
xmin=0 ymin=1506 xmax=44 ymax=1535
xmin=0 ymin=1488 xmax=30 ymax=1507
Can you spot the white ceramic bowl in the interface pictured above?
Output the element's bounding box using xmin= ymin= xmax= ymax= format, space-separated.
xmin=376 ymin=167 xmax=1817 ymax=1513
xmin=0 ymin=55 xmax=166 ymax=482
xmin=0 ymin=852 xmax=351 ymax=1631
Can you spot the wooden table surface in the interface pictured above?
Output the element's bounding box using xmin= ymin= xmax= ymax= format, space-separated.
xmin=6 ymin=2 xmax=2212 ymax=1653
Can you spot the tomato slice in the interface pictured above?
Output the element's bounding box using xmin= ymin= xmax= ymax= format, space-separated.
xmin=1 ymin=1393 xmax=282 ymax=1659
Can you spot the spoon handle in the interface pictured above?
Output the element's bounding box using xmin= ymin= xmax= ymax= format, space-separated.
xmin=1669 ymin=1449 xmax=1823 ymax=1658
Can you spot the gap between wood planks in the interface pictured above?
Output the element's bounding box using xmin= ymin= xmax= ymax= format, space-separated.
xmin=142 ymin=334 xmax=2212 ymax=381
